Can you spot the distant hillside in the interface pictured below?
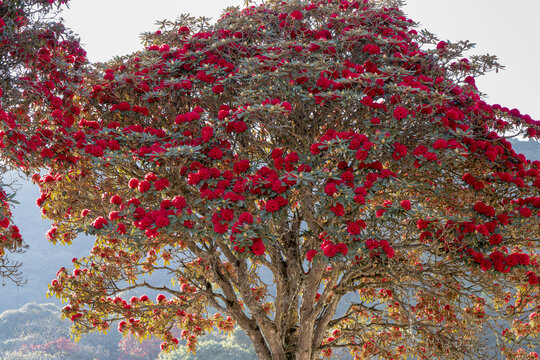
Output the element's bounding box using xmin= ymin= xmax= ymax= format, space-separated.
xmin=509 ymin=138 xmax=540 ymax=161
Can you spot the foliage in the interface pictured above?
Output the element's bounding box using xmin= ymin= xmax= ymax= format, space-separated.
xmin=0 ymin=0 xmax=539 ymax=359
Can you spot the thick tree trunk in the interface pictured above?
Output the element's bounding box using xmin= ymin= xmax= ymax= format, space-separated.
xmin=246 ymin=329 xmax=273 ymax=360
xmin=241 ymin=319 xmax=316 ymax=360
xmin=295 ymin=327 xmax=315 ymax=360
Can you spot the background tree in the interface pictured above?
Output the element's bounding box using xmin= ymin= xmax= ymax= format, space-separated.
xmin=0 ymin=0 xmax=85 ymax=285
xmin=0 ymin=0 xmax=539 ymax=359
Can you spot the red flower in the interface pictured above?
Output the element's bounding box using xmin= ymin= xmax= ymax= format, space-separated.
xmin=110 ymin=195 xmax=122 ymax=205
xmin=161 ymin=199 xmax=173 ymax=209
xmin=145 ymin=172 xmax=157 ymax=181
xmin=285 ymin=152 xmax=299 ymax=163
xmin=362 ymin=44 xmax=380 ymax=55
xmin=436 ymin=41 xmax=447 ymax=50
xmin=239 ymin=212 xmax=253 ymax=223
xmin=354 ymin=195 xmax=365 ymax=204
xmin=330 ymin=203 xmax=344 ymax=216
xmin=481 ymin=259 xmax=492 ymax=271
xmin=41 ymin=148 xmax=54 ymax=158
xmin=46 ymin=227 xmax=57 ymax=240
xmin=310 ymin=144 xmax=321 ymax=155
xmin=424 ymin=152 xmax=438 ymax=162
xmin=201 ymin=126 xmax=213 ymax=142
xmin=138 ymin=180 xmax=151 ymax=193
xmin=250 ymin=238 xmax=265 ymax=255
xmin=519 ymin=207 xmax=532 ymax=218
xmin=213 ymin=222 xmax=228 ymax=234
xmin=489 ymin=234 xmax=502 ymax=245
xmin=321 ymin=242 xmax=338 ymax=257
xmin=155 ymin=215 xmax=170 ymax=227
xmin=413 ymin=145 xmax=428 ymax=156
xmin=128 ymin=178 xmax=139 ymax=189
xmin=117 ymin=223 xmax=126 ymax=234
xmin=528 ymin=272 xmax=538 ymax=285
xmin=383 ymin=245 xmax=395 ymax=258
xmin=281 ymin=101 xmax=292 ymax=111
xmin=92 ymin=216 xmax=108 ymax=229
xmin=347 ymin=221 xmax=362 ymax=235
xmin=154 ymin=178 xmax=170 ymax=190
xmin=220 ymin=208 xmax=235 ymax=222
xmin=393 ymin=143 xmax=408 ymax=160
xmin=172 ymin=196 xmax=187 ymax=209
xmin=117 ymin=101 xmax=131 ymax=112
xmin=208 ymin=147 xmax=224 ymax=159
xmin=265 ymin=199 xmax=281 ymax=212
xmin=212 ymin=84 xmax=224 ymax=94
xmin=365 ymin=239 xmax=379 ymax=250
xmin=233 ymin=159 xmax=250 ymax=173
xmin=432 ymin=139 xmax=448 ymax=150
xmin=324 ymin=183 xmax=338 ymax=196
xmin=316 ymin=77 xmax=331 ymax=89
xmin=400 ymin=200 xmax=411 ymax=210
xmin=393 ymin=106 xmax=408 ymax=120
xmin=306 ymin=249 xmax=318 ymax=262
xmin=476 ymin=224 xmax=489 ymax=236
xmin=335 ymin=243 xmax=348 ymax=256
xmin=233 ymin=121 xmax=247 ymax=133
xmin=341 ymin=171 xmax=354 ymax=181
xmin=290 ymin=10 xmax=303 ymax=20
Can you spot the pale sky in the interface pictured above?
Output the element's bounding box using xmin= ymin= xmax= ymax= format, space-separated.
xmin=61 ymin=0 xmax=540 ymax=122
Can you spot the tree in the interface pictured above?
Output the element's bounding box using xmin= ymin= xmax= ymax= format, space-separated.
xmin=0 ymin=0 xmax=85 ymax=285
xmin=1 ymin=0 xmax=539 ymax=359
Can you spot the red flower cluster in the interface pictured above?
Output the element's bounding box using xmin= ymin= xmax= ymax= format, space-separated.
xmin=265 ymin=197 xmax=288 ymax=213
xmin=365 ymin=239 xmax=395 ymax=259
xmin=321 ymin=239 xmax=348 ymax=258
xmin=392 ymin=106 xmax=408 ymax=120
xmin=250 ymin=238 xmax=265 ymax=256
xmin=468 ymin=248 xmax=530 ymax=272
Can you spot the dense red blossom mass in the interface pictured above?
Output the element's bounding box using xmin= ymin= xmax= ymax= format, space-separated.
xmin=0 ymin=0 xmax=540 ymax=359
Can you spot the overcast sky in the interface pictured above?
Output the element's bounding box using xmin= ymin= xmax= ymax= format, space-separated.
xmin=60 ymin=0 xmax=539 ymax=122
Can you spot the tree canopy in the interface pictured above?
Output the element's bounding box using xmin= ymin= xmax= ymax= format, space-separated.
xmin=1 ymin=0 xmax=539 ymax=359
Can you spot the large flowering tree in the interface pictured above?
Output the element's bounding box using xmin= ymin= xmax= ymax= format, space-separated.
xmin=0 ymin=0 xmax=83 ymax=285
xmin=1 ymin=0 xmax=539 ymax=359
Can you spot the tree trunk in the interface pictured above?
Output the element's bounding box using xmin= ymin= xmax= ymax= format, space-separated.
xmin=241 ymin=320 xmax=317 ymax=360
